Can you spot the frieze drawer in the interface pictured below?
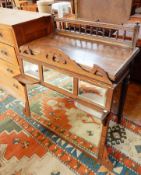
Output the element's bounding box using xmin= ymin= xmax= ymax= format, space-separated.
xmin=0 ymin=26 xmax=14 ymax=46
xmin=0 ymin=59 xmax=20 ymax=77
xmin=0 ymin=42 xmax=18 ymax=65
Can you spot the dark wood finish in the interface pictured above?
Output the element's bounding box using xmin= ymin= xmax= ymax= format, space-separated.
xmin=132 ymin=0 xmax=141 ymax=14
xmin=131 ymin=50 xmax=141 ymax=82
xmin=117 ymin=75 xmax=130 ymax=123
xmin=129 ymin=15 xmax=141 ymax=82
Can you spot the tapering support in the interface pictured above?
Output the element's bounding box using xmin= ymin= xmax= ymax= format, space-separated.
xmin=23 ymin=85 xmax=31 ymax=117
xmin=98 ymin=117 xmax=113 ymax=171
xmin=14 ymin=74 xmax=40 ymax=117
xmin=117 ymin=74 xmax=130 ymax=123
xmin=100 ymin=147 xmax=113 ymax=171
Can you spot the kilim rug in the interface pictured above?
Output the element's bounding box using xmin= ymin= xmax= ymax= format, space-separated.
xmin=0 ymin=86 xmax=141 ymax=175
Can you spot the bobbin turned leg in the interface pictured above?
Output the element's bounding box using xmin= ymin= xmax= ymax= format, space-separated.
xmin=98 ymin=118 xmax=113 ymax=171
xmin=14 ymin=74 xmax=39 ymax=117
xmin=23 ymin=85 xmax=31 ymax=117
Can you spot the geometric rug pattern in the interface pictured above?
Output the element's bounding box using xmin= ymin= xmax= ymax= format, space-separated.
xmin=0 ymin=87 xmax=141 ymax=175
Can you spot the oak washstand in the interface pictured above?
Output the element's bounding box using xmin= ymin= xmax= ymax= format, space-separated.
xmin=14 ymin=16 xmax=140 ymax=170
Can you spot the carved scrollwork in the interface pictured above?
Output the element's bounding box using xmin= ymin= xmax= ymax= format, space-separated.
xmin=20 ymin=46 xmax=68 ymax=65
xmin=20 ymin=45 xmax=34 ymax=56
xmin=45 ymin=51 xmax=67 ymax=65
xmin=78 ymin=64 xmax=112 ymax=84
xmin=52 ymin=54 xmax=67 ymax=64
xmin=20 ymin=45 xmax=112 ymax=85
xmin=91 ymin=65 xmax=109 ymax=78
xmin=42 ymin=47 xmax=69 ymax=65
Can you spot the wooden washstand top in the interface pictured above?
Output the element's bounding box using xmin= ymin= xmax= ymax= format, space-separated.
xmin=20 ymin=33 xmax=139 ymax=82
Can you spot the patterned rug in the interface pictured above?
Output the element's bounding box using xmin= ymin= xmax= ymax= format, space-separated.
xmin=0 ymin=86 xmax=141 ymax=175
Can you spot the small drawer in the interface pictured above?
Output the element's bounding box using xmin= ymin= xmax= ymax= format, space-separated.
xmin=0 ymin=26 xmax=14 ymax=46
xmin=0 ymin=71 xmax=25 ymax=102
xmin=0 ymin=42 xmax=18 ymax=65
xmin=0 ymin=59 xmax=20 ymax=77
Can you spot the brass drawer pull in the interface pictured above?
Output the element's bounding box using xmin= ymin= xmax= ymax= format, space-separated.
xmin=1 ymin=50 xmax=8 ymax=56
xmin=13 ymin=83 xmax=19 ymax=89
xmin=6 ymin=68 xmax=14 ymax=74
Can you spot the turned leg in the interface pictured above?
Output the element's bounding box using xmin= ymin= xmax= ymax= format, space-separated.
xmin=14 ymin=74 xmax=39 ymax=117
xmin=23 ymin=85 xmax=31 ymax=117
xmin=98 ymin=119 xmax=113 ymax=171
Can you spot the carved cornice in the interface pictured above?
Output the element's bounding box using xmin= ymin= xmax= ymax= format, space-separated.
xmin=20 ymin=46 xmax=112 ymax=85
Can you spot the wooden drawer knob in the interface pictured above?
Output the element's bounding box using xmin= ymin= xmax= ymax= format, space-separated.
xmin=1 ymin=50 xmax=8 ymax=56
xmin=13 ymin=83 xmax=19 ymax=89
xmin=6 ymin=68 xmax=14 ymax=74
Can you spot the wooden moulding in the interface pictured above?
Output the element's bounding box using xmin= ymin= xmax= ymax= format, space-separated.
xmin=14 ymin=74 xmax=40 ymax=85
xmin=20 ymin=45 xmax=113 ymax=86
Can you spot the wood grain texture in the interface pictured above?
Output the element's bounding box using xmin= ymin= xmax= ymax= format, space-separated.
xmin=0 ymin=25 xmax=15 ymax=46
xmin=0 ymin=8 xmax=53 ymax=102
xmin=0 ymin=42 xmax=18 ymax=65
xmin=20 ymin=33 xmax=139 ymax=81
xmin=0 ymin=59 xmax=20 ymax=77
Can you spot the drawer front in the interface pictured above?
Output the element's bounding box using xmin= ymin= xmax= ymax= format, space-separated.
xmin=0 ymin=26 xmax=15 ymax=46
xmin=0 ymin=42 xmax=18 ymax=65
xmin=0 ymin=59 xmax=20 ymax=77
xmin=0 ymin=71 xmax=25 ymax=102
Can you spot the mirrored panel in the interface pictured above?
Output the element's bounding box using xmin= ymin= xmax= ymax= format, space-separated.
xmin=23 ymin=60 xmax=39 ymax=79
xmin=43 ymin=66 xmax=73 ymax=92
xmin=75 ymin=101 xmax=104 ymax=120
xmin=78 ymin=80 xmax=108 ymax=107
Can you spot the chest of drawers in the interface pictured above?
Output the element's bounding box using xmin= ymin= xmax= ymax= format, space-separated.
xmin=0 ymin=8 xmax=53 ymax=102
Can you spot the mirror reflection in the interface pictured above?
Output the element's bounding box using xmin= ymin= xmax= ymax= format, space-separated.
xmin=43 ymin=66 xmax=73 ymax=92
xmin=78 ymin=80 xmax=107 ymax=107
xmin=23 ymin=60 xmax=39 ymax=79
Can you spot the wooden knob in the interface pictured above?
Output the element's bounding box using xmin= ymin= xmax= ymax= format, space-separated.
xmin=7 ymin=68 xmax=13 ymax=74
xmin=1 ymin=50 xmax=8 ymax=56
xmin=13 ymin=83 xmax=19 ymax=89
